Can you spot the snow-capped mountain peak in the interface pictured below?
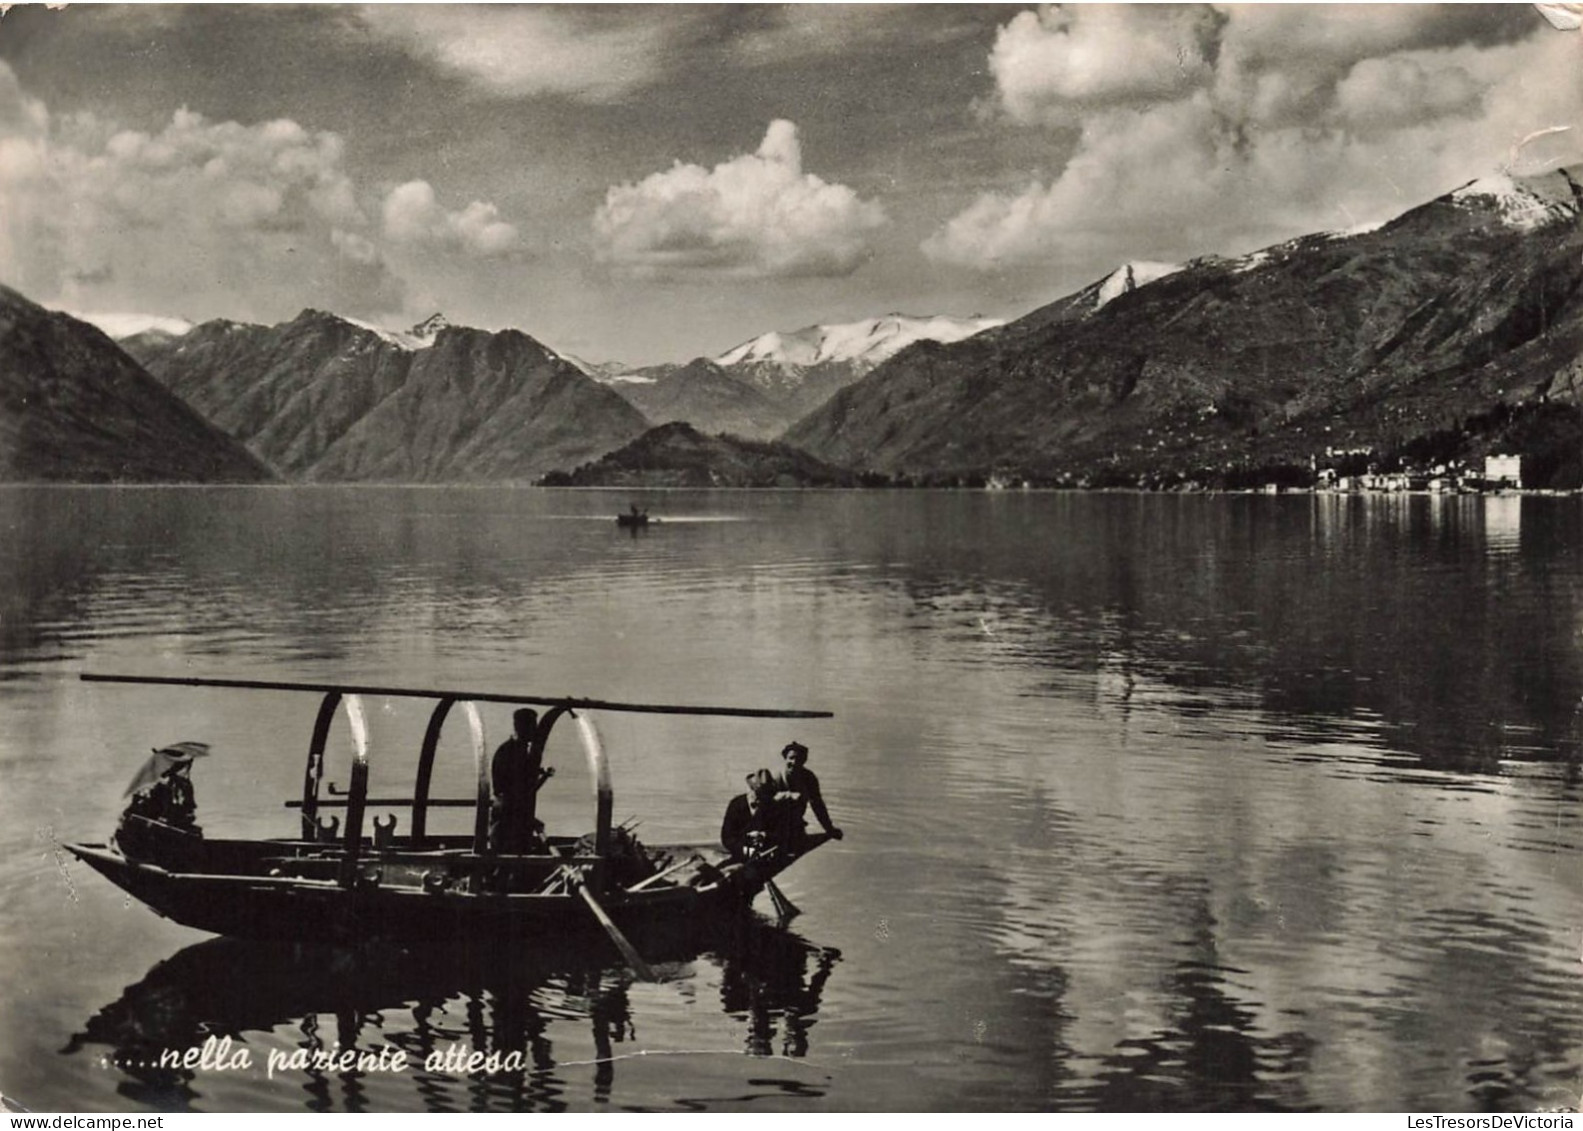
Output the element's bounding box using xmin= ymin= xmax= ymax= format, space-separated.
xmin=337 ymin=312 xmax=451 ymax=351
xmin=60 ymin=311 xmax=195 ymax=341
xmin=716 ymin=313 xmax=1004 ymax=374
xmin=1325 ymin=217 xmax=1388 ymax=240
xmin=1448 ymin=169 xmax=1581 ymax=231
xmin=408 ymin=313 xmax=451 ymax=344
xmin=1093 ymin=261 xmax=1181 ymax=308
xmin=718 ymin=329 xmax=802 ymax=367
xmin=555 ymin=351 xmax=634 ymax=381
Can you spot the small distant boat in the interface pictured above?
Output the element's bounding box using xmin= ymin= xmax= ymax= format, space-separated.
xmin=67 ymin=673 xmax=833 ymax=979
xmin=616 ymin=506 xmax=651 ymax=528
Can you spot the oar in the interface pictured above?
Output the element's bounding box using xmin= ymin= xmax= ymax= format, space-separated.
xmin=575 ymin=879 xmax=657 ymax=982
xmin=764 ymin=878 xmax=800 ymax=922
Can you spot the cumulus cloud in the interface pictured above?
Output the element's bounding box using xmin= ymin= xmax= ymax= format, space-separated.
xmin=728 ymin=6 xmax=926 ymax=67
xmin=990 ymin=5 xmax=1225 ymax=124
xmin=0 ymin=61 xmax=524 ymax=323
xmin=0 ymin=60 xmax=48 ymax=137
xmin=592 ymin=120 xmax=888 ymax=278
xmin=0 ymin=64 xmax=400 ymax=317
xmin=382 ymin=181 xmax=520 ymax=257
xmin=925 ymin=94 xmax=1241 ymax=267
xmin=0 ymin=64 xmax=55 ymax=288
xmin=330 ymin=228 xmax=382 ymax=265
xmin=928 ymin=5 xmax=1578 ymax=271
xmin=1218 ymin=3 xmax=1533 ymax=77
xmin=358 ymin=5 xmax=681 ymax=103
xmin=1333 ymin=53 xmax=1485 ymax=136
xmin=84 ymin=110 xmax=366 ymax=232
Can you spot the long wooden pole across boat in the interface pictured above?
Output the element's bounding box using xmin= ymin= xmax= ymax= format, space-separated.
xmin=79 ymin=673 xmax=833 ymax=718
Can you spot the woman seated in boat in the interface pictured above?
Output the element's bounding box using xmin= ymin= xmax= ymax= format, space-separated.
xmin=114 ymin=742 xmax=208 ymax=858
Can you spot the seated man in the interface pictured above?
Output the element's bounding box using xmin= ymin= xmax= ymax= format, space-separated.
xmin=773 ymin=741 xmax=842 ymax=849
xmin=720 ymin=769 xmax=788 ymax=863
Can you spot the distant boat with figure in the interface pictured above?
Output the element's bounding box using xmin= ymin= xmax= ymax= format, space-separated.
xmin=617 ymin=505 xmax=652 ymax=528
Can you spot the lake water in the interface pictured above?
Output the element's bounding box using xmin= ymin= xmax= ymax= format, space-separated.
xmin=2 ymin=486 xmax=1582 ymax=1112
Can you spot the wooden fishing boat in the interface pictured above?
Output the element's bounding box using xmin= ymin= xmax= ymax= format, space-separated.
xmin=66 ymin=674 xmax=831 ymax=976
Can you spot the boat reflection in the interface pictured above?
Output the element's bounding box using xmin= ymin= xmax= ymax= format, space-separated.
xmin=61 ymin=917 xmax=841 ymax=1112
xmin=712 ymin=918 xmax=840 ymax=1058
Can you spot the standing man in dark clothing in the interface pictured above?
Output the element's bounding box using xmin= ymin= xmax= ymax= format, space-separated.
xmin=721 ymin=769 xmax=784 ymax=862
xmin=492 ymin=708 xmax=552 ymax=853
xmin=774 ymin=741 xmax=842 ymax=849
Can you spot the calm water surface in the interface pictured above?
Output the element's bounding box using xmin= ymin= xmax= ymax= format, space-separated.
xmin=2 ymin=487 xmax=1582 ymax=1112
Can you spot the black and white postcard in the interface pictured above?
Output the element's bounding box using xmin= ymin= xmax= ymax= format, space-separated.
xmin=2 ymin=3 xmax=1582 ymax=1115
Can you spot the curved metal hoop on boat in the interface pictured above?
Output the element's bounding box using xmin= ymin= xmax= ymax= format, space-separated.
xmin=573 ymin=712 xmax=615 ymax=859
xmin=574 ymin=712 xmax=611 ymax=801
xmin=411 ymin=697 xmax=456 ymax=841
xmin=390 ymin=697 xmax=491 ymax=844
xmin=462 ymin=701 xmax=488 ymax=852
xmin=344 ymin=694 xmax=370 ymax=764
xmin=300 ymin=692 xmax=369 ymax=837
xmin=302 ymin=692 xmax=342 ymax=838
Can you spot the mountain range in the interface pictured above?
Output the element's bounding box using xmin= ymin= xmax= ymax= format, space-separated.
xmin=110 ymin=307 xmax=1003 ymax=479
xmin=788 ymin=167 xmax=1583 ymax=487
xmin=0 ymin=285 xmax=269 ymax=483
xmin=121 ymin=310 xmax=649 ymax=482
xmin=8 ymin=164 xmax=1582 ymax=489
xmin=597 ymin=313 xmax=1002 ymax=439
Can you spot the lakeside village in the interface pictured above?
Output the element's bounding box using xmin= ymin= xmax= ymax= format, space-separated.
xmin=1310 ymin=451 xmax=1525 ymax=495
xmin=982 ymin=453 xmax=1537 ymax=494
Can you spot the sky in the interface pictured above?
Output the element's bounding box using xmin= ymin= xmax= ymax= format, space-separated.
xmin=0 ymin=3 xmax=1578 ymax=365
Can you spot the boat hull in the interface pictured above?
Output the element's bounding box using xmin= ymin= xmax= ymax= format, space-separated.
xmin=67 ymin=837 xmax=820 ymax=945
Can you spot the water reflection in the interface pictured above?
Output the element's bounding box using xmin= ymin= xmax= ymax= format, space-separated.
xmin=61 ymin=918 xmax=840 ymax=1112
xmin=7 ymin=488 xmax=1582 ymax=774
xmin=879 ymin=492 xmax=1583 ymax=774
xmin=1076 ymin=900 xmax=1317 ymax=1112
xmin=1484 ymin=495 xmax=1522 ymax=555
xmin=714 ymin=920 xmax=841 ymax=1058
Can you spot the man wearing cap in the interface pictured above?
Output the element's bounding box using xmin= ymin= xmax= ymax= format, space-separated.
xmin=774 ymin=741 xmax=842 ymax=848
xmin=720 ymin=768 xmax=786 ymax=862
